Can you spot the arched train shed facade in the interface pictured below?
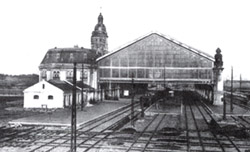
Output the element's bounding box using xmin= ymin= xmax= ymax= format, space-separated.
xmin=97 ymin=32 xmax=216 ymax=103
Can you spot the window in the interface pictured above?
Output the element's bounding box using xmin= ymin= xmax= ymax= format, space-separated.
xmin=34 ymin=95 xmax=39 ymax=99
xmin=66 ymin=71 xmax=73 ymax=80
xmin=53 ymin=71 xmax=60 ymax=79
xmin=137 ymin=69 xmax=145 ymax=78
xmin=48 ymin=95 xmax=53 ymax=100
xmin=41 ymin=70 xmax=47 ymax=79
xmin=42 ymin=84 xmax=45 ymax=89
xmin=56 ymin=53 xmax=60 ymax=59
xmin=120 ymin=69 xmax=128 ymax=78
xmin=112 ymin=69 xmax=119 ymax=77
xmin=80 ymin=70 xmax=88 ymax=80
xmin=102 ymin=69 xmax=110 ymax=78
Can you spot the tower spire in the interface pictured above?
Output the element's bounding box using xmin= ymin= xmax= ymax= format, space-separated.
xmin=91 ymin=13 xmax=108 ymax=56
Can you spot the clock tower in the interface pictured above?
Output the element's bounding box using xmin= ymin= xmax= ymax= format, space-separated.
xmin=91 ymin=13 xmax=108 ymax=56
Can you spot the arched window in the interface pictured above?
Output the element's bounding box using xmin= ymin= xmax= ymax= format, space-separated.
xmin=34 ymin=95 xmax=39 ymax=99
xmin=48 ymin=95 xmax=53 ymax=100
xmin=53 ymin=71 xmax=60 ymax=79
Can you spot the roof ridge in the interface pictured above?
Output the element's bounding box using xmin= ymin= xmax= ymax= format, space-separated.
xmin=64 ymin=80 xmax=82 ymax=90
xmin=97 ymin=31 xmax=214 ymax=62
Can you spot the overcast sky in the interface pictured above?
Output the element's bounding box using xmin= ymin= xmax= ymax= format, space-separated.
xmin=0 ymin=0 xmax=249 ymax=80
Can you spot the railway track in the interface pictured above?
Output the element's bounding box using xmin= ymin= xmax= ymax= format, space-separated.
xmin=2 ymin=92 xmax=250 ymax=151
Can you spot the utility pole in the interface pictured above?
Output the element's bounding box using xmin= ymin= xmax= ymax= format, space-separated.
xmin=81 ymin=53 xmax=87 ymax=111
xmin=81 ymin=63 xmax=84 ymax=111
xmin=164 ymin=65 xmax=166 ymax=89
xmin=131 ymin=73 xmax=135 ymax=127
xmin=230 ymin=66 xmax=233 ymax=112
xmin=223 ymin=80 xmax=226 ymax=120
xmin=71 ymin=62 xmax=77 ymax=152
xmin=240 ymin=74 xmax=242 ymax=92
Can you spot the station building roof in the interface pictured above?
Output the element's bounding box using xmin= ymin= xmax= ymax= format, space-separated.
xmin=40 ymin=46 xmax=99 ymax=65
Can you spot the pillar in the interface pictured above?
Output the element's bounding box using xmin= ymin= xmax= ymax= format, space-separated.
xmin=213 ymin=67 xmax=224 ymax=105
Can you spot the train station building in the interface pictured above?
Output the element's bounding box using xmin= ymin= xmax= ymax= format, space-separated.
xmin=96 ymin=32 xmax=223 ymax=105
xmin=24 ymin=13 xmax=224 ymax=108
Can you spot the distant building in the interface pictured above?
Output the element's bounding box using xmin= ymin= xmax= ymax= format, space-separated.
xmin=23 ymin=79 xmax=82 ymax=108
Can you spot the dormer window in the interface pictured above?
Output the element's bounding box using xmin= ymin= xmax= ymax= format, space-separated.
xmin=56 ymin=53 xmax=60 ymax=59
xmin=66 ymin=71 xmax=73 ymax=80
xmin=53 ymin=71 xmax=60 ymax=79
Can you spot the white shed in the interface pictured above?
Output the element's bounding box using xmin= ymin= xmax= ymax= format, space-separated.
xmin=23 ymin=79 xmax=81 ymax=108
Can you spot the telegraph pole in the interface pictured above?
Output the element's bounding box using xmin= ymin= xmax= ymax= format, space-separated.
xmin=230 ymin=66 xmax=233 ymax=112
xmin=240 ymin=74 xmax=242 ymax=92
xmin=223 ymin=80 xmax=226 ymax=120
xmin=71 ymin=62 xmax=77 ymax=152
xmin=164 ymin=65 xmax=166 ymax=89
xmin=81 ymin=63 xmax=84 ymax=111
xmin=131 ymin=73 xmax=135 ymax=127
xmin=81 ymin=53 xmax=87 ymax=111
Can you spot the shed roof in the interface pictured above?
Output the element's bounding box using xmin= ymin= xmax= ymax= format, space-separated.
xmin=67 ymin=80 xmax=95 ymax=91
xmin=97 ymin=32 xmax=214 ymax=62
xmin=48 ymin=80 xmax=80 ymax=92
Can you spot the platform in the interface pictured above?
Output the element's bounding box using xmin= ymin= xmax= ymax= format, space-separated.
xmin=9 ymin=99 xmax=130 ymax=127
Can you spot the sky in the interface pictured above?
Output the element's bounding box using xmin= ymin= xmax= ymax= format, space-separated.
xmin=0 ymin=0 xmax=249 ymax=80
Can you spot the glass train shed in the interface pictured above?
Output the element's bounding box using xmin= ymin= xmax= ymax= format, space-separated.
xmin=97 ymin=32 xmax=214 ymax=97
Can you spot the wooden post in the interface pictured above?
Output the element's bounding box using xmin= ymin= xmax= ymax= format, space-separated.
xmin=71 ymin=62 xmax=77 ymax=152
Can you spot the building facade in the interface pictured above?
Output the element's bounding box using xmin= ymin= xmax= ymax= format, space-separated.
xmin=39 ymin=46 xmax=98 ymax=89
xmin=26 ymin=13 xmax=224 ymax=108
xmin=97 ymin=32 xmax=215 ymax=98
xmin=39 ymin=13 xmax=109 ymax=89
